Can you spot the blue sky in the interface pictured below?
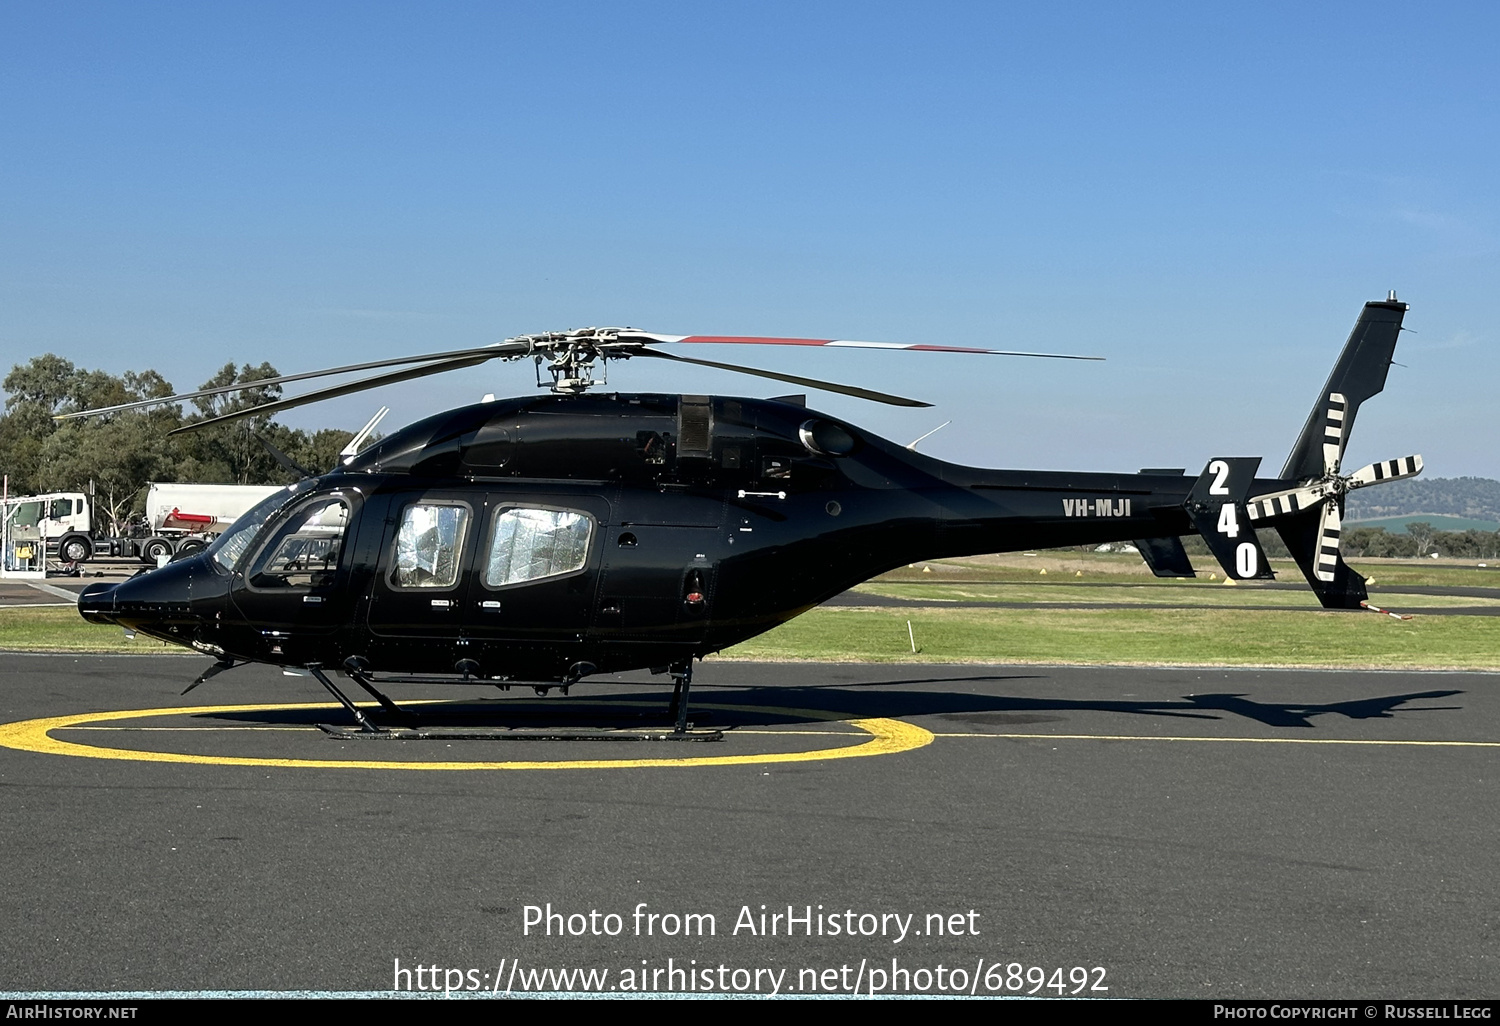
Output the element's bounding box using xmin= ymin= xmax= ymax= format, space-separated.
xmin=2 ymin=1 xmax=1496 ymax=477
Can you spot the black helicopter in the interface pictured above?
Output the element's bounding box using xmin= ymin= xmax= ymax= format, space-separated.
xmin=70 ymin=297 xmax=1421 ymax=733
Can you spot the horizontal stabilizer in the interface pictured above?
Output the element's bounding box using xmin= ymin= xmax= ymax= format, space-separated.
xmin=1185 ymin=458 xmax=1274 ymax=580
xmin=1136 ymin=536 xmax=1195 ymax=578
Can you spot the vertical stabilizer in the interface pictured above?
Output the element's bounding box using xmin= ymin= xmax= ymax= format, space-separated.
xmin=1268 ymin=297 xmax=1409 ymax=608
xmin=1280 ymin=298 xmax=1407 ymax=481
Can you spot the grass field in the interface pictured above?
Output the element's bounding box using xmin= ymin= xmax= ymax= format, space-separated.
xmin=880 ymin=552 xmax=1500 ymax=588
xmin=0 ymin=607 xmax=179 ymax=654
xmin=4 ymin=552 xmax=1497 ymax=669
xmin=716 ymin=605 xmax=1500 ymax=669
xmin=854 ymin=581 xmax=1500 ymax=608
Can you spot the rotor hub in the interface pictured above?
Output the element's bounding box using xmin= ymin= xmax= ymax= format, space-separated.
xmin=507 ymin=328 xmax=636 ymax=395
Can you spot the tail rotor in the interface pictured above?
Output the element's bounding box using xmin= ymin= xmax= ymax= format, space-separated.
xmin=1248 ymin=394 xmax=1422 ymax=590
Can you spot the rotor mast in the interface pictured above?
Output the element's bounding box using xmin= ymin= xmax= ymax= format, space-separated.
xmin=507 ymin=327 xmax=630 ymax=395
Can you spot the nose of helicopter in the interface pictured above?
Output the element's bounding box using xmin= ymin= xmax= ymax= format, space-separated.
xmin=76 ymin=556 xmax=209 ymax=628
xmin=77 ymin=581 xmax=119 ymax=624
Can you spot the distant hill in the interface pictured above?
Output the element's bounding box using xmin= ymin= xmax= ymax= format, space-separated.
xmin=1349 ymin=514 xmax=1500 ymax=535
xmin=1343 ymin=476 xmax=1500 ymax=523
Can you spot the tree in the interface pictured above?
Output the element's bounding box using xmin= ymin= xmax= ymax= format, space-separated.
xmin=176 ymin=363 xmax=288 ymax=485
xmin=1 ymin=355 xmax=366 ymax=518
xmin=0 ymin=355 xmax=79 ymax=492
xmin=1404 ymin=521 xmax=1436 ymax=557
xmin=33 ymin=418 xmax=178 ymax=530
xmin=0 ymin=358 xmax=189 ymax=524
xmin=291 ymin=428 xmax=358 ymax=477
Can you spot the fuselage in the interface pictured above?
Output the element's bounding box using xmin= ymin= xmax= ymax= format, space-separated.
xmin=77 ymin=392 xmax=1294 ymax=681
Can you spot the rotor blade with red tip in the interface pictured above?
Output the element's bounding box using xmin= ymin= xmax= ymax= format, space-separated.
xmin=619 ymin=332 xmax=1103 ymax=361
xmin=168 ymin=353 xmax=495 ymax=435
xmin=630 ymin=348 xmax=931 ymax=407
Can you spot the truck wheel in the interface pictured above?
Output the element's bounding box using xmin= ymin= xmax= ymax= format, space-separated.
xmin=174 ymin=539 xmax=207 ymax=558
xmin=60 ymin=535 xmax=93 ymax=563
xmin=141 ymin=537 xmax=174 ymax=565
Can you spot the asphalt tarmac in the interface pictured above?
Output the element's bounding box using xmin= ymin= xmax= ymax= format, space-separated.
xmin=1 ymin=653 xmax=1496 ymax=999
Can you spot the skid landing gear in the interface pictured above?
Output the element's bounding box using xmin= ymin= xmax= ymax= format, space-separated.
xmin=667 ymin=660 xmax=694 ymax=734
xmin=315 ymin=725 xmax=722 ymax=741
xmin=307 ymin=665 xmax=385 ymax=734
xmin=303 ymin=661 xmax=722 ymax=741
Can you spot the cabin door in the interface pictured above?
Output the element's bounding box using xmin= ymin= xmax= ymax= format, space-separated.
xmin=230 ymin=490 xmax=362 ymax=638
xmin=459 ymin=493 xmax=612 ymax=642
xmin=366 ymin=490 xmax=483 ymax=642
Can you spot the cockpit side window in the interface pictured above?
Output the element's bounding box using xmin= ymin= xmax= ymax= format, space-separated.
xmin=482 ymin=507 xmax=593 ymax=588
xmin=209 ymin=480 xmax=316 ymax=572
xmin=390 ymin=502 xmax=470 ymax=589
xmin=248 ymin=497 xmax=350 ymax=589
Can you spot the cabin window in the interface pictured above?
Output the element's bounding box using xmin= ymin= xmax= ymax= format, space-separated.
xmin=249 ymin=497 xmax=350 ymax=589
xmin=392 ymin=503 xmax=470 ymax=589
xmin=483 ymin=508 xmax=592 ymax=588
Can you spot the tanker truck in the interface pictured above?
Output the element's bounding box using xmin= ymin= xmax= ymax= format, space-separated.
xmin=1 ymin=483 xmax=280 ymax=567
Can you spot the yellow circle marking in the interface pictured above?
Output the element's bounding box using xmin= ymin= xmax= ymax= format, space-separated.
xmin=0 ymin=701 xmax=932 ymax=771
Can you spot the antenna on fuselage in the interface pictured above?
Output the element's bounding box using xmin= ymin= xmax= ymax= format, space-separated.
xmin=905 ymin=420 xmax=952 ymax=451
xmin=340 ymin=406 xmax=389 ymax=462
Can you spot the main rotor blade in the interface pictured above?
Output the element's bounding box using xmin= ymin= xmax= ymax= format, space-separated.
xmin=630 ymin=348 xmax=932 ymax=408
xmin=168 ymin=353 xmax=493 ymax=435
xmin=56 ymin=341 xmax=530 ymax=421
xmin=252 ymin=433 xmax=317 ymax=480
xmin=1346 ymin=455 xmax=1423 ymax=489
xmin=620 ymin=331 xmax=1103 ymax=361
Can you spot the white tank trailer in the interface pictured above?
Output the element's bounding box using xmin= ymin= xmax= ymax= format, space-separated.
xmin=1 ymin=483 xmax=279 ymax=567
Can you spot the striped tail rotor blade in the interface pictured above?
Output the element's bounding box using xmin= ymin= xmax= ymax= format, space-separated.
xmin=1246 ymin=485 xmax=1325 ymax=522
xmin=1346 ymin=455 xmax=1424 ymax=490
xmin=1315 ymin=503 xmax=1342 ymax=583
xmin=1322 ymin=392 xmax=1348 ymax=476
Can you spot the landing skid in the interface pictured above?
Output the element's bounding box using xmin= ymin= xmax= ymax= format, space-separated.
xmin=314 ymin=725 xmax=722 ymax=741
xmin=301 ymin=660 xmax=716 ymax=739
xmin=667 ymin=660 xmax=694 ymax=734
xmin=306 ymin=665 xmax=385 ymax=733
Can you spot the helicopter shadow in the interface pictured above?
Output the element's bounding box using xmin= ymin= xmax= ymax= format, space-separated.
xmin=745 ymin=672 xmax=1467 ymax=728
xmin=746 ymin=683 xmax=1465 ymax=731
xmin=187 ymin=678 xmax=1464 ymax=733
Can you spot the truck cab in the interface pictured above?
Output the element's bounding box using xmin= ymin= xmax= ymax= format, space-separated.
xmin=0 ymin=492 xmax=97 ymax=566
